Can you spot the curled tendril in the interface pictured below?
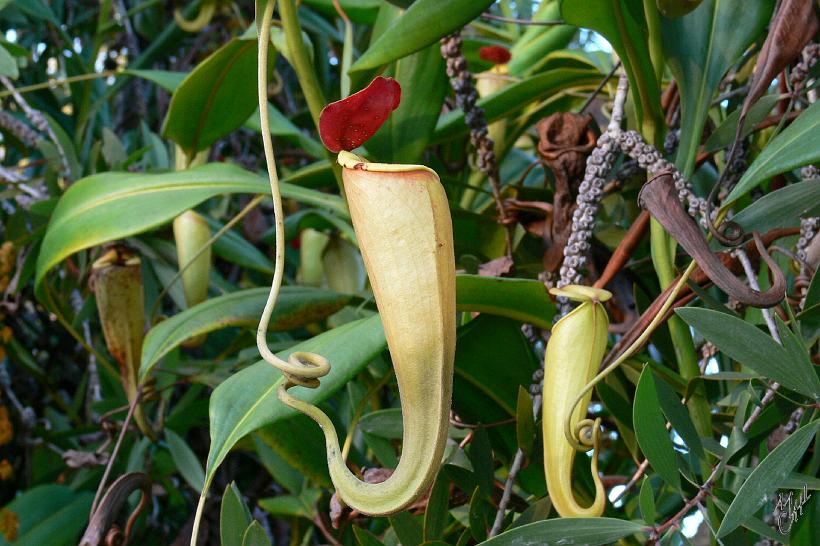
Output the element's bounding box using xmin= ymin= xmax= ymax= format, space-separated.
xmin=641 ymin=173 xmax=786 ymax=307
xmin=174 ymin=0 xmax=217 ymax=33
xmin=705 ymin=178 xmax=748 ymax=247
xmin=574 ymin=417 xmax=600 ymax=451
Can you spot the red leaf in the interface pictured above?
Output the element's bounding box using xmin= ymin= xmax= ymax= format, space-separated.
xmin=479 ymin=45 xmax=512 ymax=65
xmin=318 ymin=77 xmax=402 ymax=153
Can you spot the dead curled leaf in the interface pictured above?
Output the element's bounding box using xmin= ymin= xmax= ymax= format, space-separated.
xmin=479 ymin=255 xmax=514 ymax=277
xmin=62 ymin=449 xmax=110 ymax=469
xmin=740 ymin=0 xmax=818 ymax=126
xmin=535 ymin=113 xmax=597 ymax=272
xmin=604 ymin=227 xmax=798 ymax=368
xmin=502 ymin=198 xmax=553 ymax=238
xmin=639 ymin=173 xmax=786 ymax=308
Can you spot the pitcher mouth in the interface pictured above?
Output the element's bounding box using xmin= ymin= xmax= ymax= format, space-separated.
xmin=337 ymin=151 xmax=438 ymax=178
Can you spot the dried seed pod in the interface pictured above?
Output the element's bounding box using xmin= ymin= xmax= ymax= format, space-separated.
xmin=173 ymin=210 xmax=212 ymax=308
xmin=277 ymin=152 xmax=456 ymax=515
xmin=542 ymin=285 xmax=610 ymax=517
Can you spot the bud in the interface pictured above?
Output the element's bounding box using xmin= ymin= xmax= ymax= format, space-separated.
xmin=173 ymin=210 xmax=212 ymax=308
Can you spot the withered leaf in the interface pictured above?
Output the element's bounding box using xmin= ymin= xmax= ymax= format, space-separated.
xmin=740 ymin=0 xmax=818 ymax=127
xmin=638 ymin=174 xmax=786 ymax=308
xmin=536 ymin=113 xmax=597 ymax=272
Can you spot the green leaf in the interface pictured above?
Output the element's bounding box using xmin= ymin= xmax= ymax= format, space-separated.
xmin=468 ymin=487 xmax=489 ymax=542
xmin=728 ymin=99 xmax=820 ymax=202
xmin=162 ymin=38 xmax=263 ymax=155
xmin=434 ymin=69 xmax=601 ymax=142
xmin=252 ymin=434 xmax=305 ymax=493
xmin=303 ymin=0 xmax=381 ymax=24
xmin=469 ymin=426 xmax=495 ymax=498
xmin=704 ymin=94 xmax=783 ymax=152
xmin=634 ymin=369 xmax=682 ymax=490
xmin=639 ymin=478 xmax=656 ymax=526
xmin=140 ymin=274 xmax=551 ymax=380
xmin=724 ymin=465 xmax=820 ymax=491
xmin=365 ymin=43 xmax=448 ymax=164
xmin=424 ymin=471 xmax=451 ymax=541
xmin=203 ymin=315 xmax=386 ymax=490
xmin=561 ymin=0 xmax=662 ymax=130
xmin=453 ymin=315 xmax=539 ymax=423
xmin=515 ymin=386 xmax=536 ymax=457
xmin=662 ymin=0 xmax=774 ymax=176
xmin=13 ymin=0 xmax=59 ymax=24
xmin=354 ymin=527 xmax=388 ymax=546
xmin=452 ymin=210 xmax=508 ymax=259
xmin=508 ymin=2 xmax=576 ymax=76
xmin=202 ymin=215 xmax=275 ymax=274
xmin=349 ymin=0 xmax=495 ymax=75
xmin=101 ymin=127 xmax=127 ymax=168
xmin=717 ymin=419 xmax=820 ymax=538
xmin=221 ymin=482 xmax=252 ymax=546
xmin=258 ymin=489 xmax=321 ymax=519
xmin=654 ymin=375 xmax=705 ymax=460
xmin=0 ymin=43 xmax=18 ymax=78
xmin=732 ymin=179 xmax=820 ymax=234
xmin=127 ymin=68 xmax=186 ymax=92
xmin=507 ymin=497 xmax=552 ymax=530
xmin=241 ymin=521 xmax=272 ymax=546
xmin=455 ymin=274 xmax=556 ymax=330
xmin=358 ymin=408 xmax=404 ymax=439
xmin=478 ymin=517 xmax=646 ymax=545
xmin=166 ymin=428 xmax=206 ymax=493
xmin=140 ymin=287 xmax=350 ymax=379
xmin=676 ymin=307 xmax=820 ymax=400
xmin=389 ymin=511 xmax=424 ymax=546
xmin=35 ymin=163 xmax=346 ymax=297
xmin=0 ymin=485 xmax=93 ymax=546
xmin=244 ymin=103 xmax=326 ymax=159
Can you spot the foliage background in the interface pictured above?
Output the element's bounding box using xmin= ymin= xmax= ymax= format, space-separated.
xmin=0 ymin=0 xmax=818 ymax=545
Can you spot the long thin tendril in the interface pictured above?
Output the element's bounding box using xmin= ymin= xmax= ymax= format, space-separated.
xmin=190 ymin=4 xmax=326 ymax=543
xmin=255 ymin=0 xmax=330 ymax=386
xmin=563 ymin=260 xmax=698 ymax=451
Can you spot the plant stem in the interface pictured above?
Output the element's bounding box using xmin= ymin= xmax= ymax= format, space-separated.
xmin=642 ymin=0 xmax=664 ymax=86
xmin=90 ymin=388 xmax=142 ymax=517
xmin=479 ymin=12 xmax=566 ymax=26
xmin=331 ymin=0 xmax=353 ymax=99
xmin=735 ymin=248 xmax=783 ymax=433
xmin=278 ymin=0 xmax=345 ymax=194
xmin=0 ymin=70 xmax=120 ymax=98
